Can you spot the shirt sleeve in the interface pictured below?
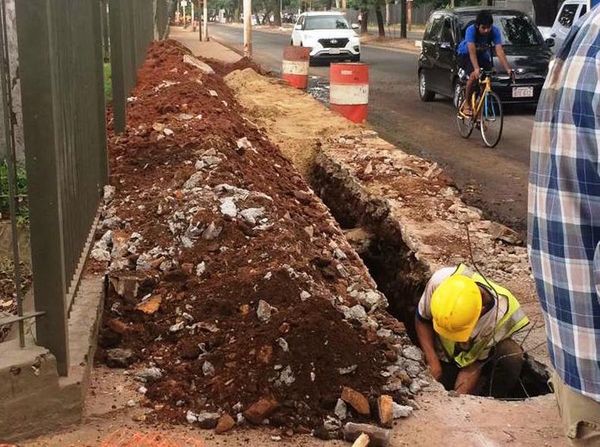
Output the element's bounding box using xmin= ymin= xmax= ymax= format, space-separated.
xmin=417 ymin=267 xmax=456 ymax=320
xmin=491 ymin=25 xmax=503 ymax=46
xmin=465 ymin=25 xmax=476 ymax=44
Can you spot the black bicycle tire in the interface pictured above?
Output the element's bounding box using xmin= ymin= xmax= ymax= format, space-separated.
xmin=480 ymin=91 xmax=503 ymax=148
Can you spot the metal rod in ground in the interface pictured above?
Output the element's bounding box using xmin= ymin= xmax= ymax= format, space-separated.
xmin=0 ymin=0 xmax=24 ymax=347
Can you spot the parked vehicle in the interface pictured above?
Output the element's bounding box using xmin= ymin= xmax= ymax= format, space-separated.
xmin=291 ymin=12 xmax=360 ymax=64
xmin=418 ymin=7 xmax=553 ymax=106
xmin=539 ymin=0 xmax=598 ymax=50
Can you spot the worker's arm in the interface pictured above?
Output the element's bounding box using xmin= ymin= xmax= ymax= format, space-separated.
xmin=454 ymin=362 xmax=483 ymax=394
xmin=468 ymin=42 xmax=480 ymax=76
xmin=494 ymin=44 xmax=512 ymax=75
xmin=415 ymin=314 xmax=442 ymax=381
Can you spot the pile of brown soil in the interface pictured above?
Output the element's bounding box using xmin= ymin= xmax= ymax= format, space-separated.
xmin=94 ymin=40 xmax=423 ymax=436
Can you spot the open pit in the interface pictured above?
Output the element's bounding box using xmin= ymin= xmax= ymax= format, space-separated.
xmin=223 ymin=66 xmax=552 ymax=400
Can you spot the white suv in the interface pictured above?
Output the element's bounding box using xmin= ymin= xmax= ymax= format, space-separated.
xmin=291 ymin=12 xmax=360 ymax=64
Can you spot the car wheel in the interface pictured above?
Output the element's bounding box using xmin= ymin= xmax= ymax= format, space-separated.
xmin=290 ymin=39 xmax=294 ymax=45
xmin=453 ymin=79 xmax=462 ymax=109
xmin=419 ymin=71 xmax=435 ymax=102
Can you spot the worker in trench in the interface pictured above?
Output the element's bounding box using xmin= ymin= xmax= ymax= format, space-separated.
xmin=415 ymin=264 xmax=529 ymax=396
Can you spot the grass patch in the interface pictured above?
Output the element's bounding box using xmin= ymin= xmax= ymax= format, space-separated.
xmin=0 ymin=162 xmax=28 ymax=226
xmin=104 ymin=62 xmax=112 ymax=103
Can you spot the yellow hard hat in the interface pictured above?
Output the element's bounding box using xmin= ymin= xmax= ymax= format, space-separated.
xmin=430 ymin=275 xmax=482 ymax=342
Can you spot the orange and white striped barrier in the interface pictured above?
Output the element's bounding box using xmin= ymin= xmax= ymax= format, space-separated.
xmin=282 ymin=46 xmax=311 ymax=89
xmin=329 ymin=63 xmax=369 ymax=123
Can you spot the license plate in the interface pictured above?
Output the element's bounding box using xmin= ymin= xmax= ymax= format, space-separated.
xmin=512 ymin=86 xmax=534 ymax=98
xmin=329 ymin=48 xmax=341 ymax=55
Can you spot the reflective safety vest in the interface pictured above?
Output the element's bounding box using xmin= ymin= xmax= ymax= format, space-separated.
xmin=439 ymin=263 xmax=529 ymax=368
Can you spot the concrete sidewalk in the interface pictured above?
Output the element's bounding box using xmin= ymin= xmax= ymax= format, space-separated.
xmin=170 ymin=26 xmax=242 ymax=63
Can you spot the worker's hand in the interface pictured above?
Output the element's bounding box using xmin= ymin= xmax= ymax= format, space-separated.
xmin=428 ymin=361 xmax=443 ymax=381
xmin=473 ymin=67 xmax=481 ymax=78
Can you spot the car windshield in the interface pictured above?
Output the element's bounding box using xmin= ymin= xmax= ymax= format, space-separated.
xmin=304 ymin=15 xmax=349 ymax=30
xmin=460 ymin=14 xmax=543 ymax=46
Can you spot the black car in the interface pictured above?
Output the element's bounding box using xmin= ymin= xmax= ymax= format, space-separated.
xmin=417 ymin=7 xmax=554 ymax=106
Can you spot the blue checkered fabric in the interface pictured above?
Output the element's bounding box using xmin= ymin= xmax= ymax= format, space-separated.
xmin=528 ymin=7 xmax=600 ymax=402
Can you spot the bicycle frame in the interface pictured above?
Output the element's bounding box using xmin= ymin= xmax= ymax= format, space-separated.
xmin=471 ymin=76 xmax=493 ymax=121
xmin=458 ymin=74 xmax=494 ymax=121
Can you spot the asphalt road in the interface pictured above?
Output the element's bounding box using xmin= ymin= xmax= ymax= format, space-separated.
xmin=209 ymin=23 xmax=535 ymax=237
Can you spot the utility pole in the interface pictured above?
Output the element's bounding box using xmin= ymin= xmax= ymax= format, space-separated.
xmin=243 ymin=0 xmax=252 ymax=56
xmin=203 ymin=0 xmax=209 ymax=40
xmin=191 ymin=1 xmax=195 ymax=30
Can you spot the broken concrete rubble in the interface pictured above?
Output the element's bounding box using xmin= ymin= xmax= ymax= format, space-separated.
xmin=105 ymin=348 xmax=135 ymax=368
xmin=215 ymin=413 xmax=236 ymax=434
xmin=134 ymin=367 xmax=163 ymax=382
xmin=377 ymin=395 xmax=394 ymax=428
xmin=343 ymin=422 xmax=391 ymax=447
xmin=243 ymin=397 xmax=280 ymax=424
xmin=341 ymin=386 xmax=370 ymax=416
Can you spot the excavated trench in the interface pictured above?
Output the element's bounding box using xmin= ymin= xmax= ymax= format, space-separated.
xmin=310 ymin=154 xmax=551 ymax=400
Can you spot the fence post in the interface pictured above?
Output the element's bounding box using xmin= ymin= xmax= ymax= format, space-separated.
xmin=100 ymin=0 xmax=110 ymax=61
xmin=14 ymin=0 xmax=69 ymax=375
xmin=93 ymin=0 xmax=109 ymax=184
xmin=109 ymin=0 xmax=126 ymax=133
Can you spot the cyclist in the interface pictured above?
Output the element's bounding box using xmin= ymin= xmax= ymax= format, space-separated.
xmin=457 ymin=11 xmax=513 ymax=116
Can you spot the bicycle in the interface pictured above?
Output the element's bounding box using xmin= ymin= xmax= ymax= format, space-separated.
xmin=456 ymin=69 xmax=512 ymax=148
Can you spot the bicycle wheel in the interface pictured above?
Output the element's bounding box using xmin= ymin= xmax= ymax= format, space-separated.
xmin=456 ymin=87 xmax=474 ymax=139
xmin=480 ymin=91 xmax=503 ymax=148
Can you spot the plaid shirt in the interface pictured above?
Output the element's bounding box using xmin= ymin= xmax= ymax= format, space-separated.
xmin=528 ymin=8 xmax=600 ymax=402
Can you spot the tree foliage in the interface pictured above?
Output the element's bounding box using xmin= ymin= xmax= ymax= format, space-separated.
xmin=411 ymin=0 xmax=562 ymax=26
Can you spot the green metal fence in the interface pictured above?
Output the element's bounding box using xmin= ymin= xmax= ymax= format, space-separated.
xmin=3 ymin=0 xmax=168 ymax=375
xmin=14 ymin=0 xmax=107 ymax=375
xmin=110 ymin=0 xmax=170 ymax=133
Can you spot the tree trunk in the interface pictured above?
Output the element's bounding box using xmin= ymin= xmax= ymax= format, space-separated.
xmin=375 ymin=0 xmax=385 ymax=37
xmin=532 ymin=0 xmax=560 ymax=26
xmin=274 ymin=0 xmax=282 ymax=26
xmin=266 ymin=9 xmax=273 ymax=24
xmin=400 ymin=0 xmax=406 ymax=38
xmin=325 ymin=0 xmax=333 ymax=10
xmin=360 ymin=9 xmax=368 ymax=34
xmin=234 ymin=0 xmax=241 ymax=22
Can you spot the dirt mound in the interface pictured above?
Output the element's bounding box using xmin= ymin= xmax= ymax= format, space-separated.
xmin=206 ymin=56 xmax=269 ymax=77
xmin=94 ymin=40 xmax=425 ymax=436
xmin=224 ymin=68 xmax=360 ymax=177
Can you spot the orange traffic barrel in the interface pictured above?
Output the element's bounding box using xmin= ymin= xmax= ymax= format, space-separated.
xmin=329 ymin=63 xmax=369 ymax=123
xmin=282 ymin=46 xmax=311 ymax=89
